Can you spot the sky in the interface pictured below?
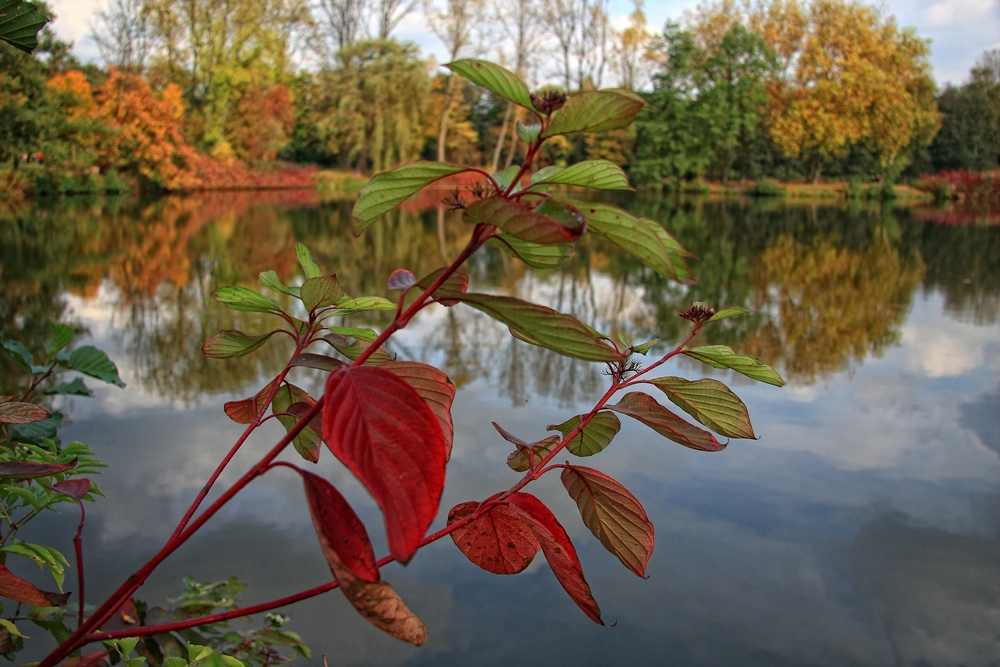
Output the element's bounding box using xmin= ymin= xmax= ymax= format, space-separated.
xmin=48 ymin=0 xmax=1000 ymax=87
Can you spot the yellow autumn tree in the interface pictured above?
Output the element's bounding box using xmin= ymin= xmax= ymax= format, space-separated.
xmin=688 ymin=0 xmax=938 ymax=181
xmin=758 ymin=0 xmax=937 ymax=180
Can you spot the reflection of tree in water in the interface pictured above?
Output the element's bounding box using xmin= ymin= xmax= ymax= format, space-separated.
xmin=7 ymin=191 xmax=997 ymax=400
xmin=902 ymin=218 xmax=1000 ymax=325
xmin=743 ymin=234 xmax=923 ymax=383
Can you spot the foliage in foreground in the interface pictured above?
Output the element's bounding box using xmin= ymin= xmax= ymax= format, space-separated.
xmin=2 ymin=55 xmax=786 ymax=666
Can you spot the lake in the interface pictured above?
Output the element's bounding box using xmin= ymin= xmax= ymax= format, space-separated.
xmin=2 ymin=191 xmax=998 ymax=666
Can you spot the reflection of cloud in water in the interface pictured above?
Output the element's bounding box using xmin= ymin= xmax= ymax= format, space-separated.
xmin=838 ymin=509 xmax=1000 ymax=666
xmin=902 ymin=290 xmax=999 ymax=378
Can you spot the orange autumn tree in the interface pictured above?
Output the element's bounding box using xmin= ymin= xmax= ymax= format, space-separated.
xmin=94 ymin=70 xmax=199 ymax=189
xmin=224 ymin=84 xmax=296 ymax=163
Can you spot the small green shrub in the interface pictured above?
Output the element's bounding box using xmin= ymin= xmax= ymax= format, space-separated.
xmin=748 ymin=179 xmax=787 ymax=197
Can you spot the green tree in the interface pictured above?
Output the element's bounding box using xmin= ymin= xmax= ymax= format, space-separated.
xmin=698 ymin=23 xmax=775 ymax=183
xmin=632 ymin=22 xmax=713 ymax=188
xmin=316 ymin=39 xmax=431 ymax=172
xmin=931 ymin=50 xmax=1000 ymax=171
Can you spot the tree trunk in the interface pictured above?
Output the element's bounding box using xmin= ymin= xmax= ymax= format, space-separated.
xmin=809 ymin=156 xmax=824 ymax=184
xmin=437 ymin=74 xmax=457 ymax=163
xmin=491 ymin=102 xmax=514 ymax=172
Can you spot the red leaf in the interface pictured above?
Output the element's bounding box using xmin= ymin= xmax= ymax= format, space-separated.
xmin=0 ymin=401 xmax=50 ymax=425
xmin=302 ymin=471 xmax=379 ymax=582
xmin=506 ymin=493 xmax=605 ymax=625
xmin=101 ymin=599 xmax=139 ymax=632
xmin=493 ymin=422 xmax=559 ymax=472
xmin=447 ymin=501 xmax=540 ymax=574
xmin=61 ymin=650 xmax=111 ymax=667
xmin=464 ymin=197 xmax=584 ymax=244
xmin=610 ymin=392 xmax=724 ymax=452
xmin=561 ymin=465 xmax=654 ymax=577
xmin=387 ymin=269 xmax=417 ymax=291
xmin=301 ymin=472 xmax=426 ymax=645
xmin=224 ymin=377 xmax=279 ymax=424
xmin=0 ymin=563 xmax=70 ymax=607
xmin=50 ymin=479 xmax=92 ymax=500
xmin=340 ymin=580 xmax=428 ymax=645
xmin=322 ymin=366 xmax=447 ymax=563
xmin=382 ymin=361 xmax=456 ymax=460
xmin=414 ymin=268 xmax=469 ymax=306
xmin=0 ymin=458 xmax=77 ymax=479
xmin=286 ymin=401 xmax=322 ymax=433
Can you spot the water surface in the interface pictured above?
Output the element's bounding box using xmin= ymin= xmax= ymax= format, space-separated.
xmin=2 ymin=192 xmax=998 ymax=666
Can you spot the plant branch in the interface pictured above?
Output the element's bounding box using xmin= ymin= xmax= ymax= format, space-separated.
xmin=73 ymin=500 xmax=86 ymax=630
xmin=41 ymin=216 xmax=498 ymax=667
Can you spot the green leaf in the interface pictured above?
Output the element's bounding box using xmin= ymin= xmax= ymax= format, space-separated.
xmin=0 ymin=0 xmax=50 ymax=54
xmin=301 ymin=275 xmax=344 ymax=312
xmin=10 ymin=413 xmax=61 ymax=444
xmin=47 ymin=322 xmax=75 ymax=355
xmin=271 ymin=384 xmax=321 ymax=463
xmin=683 ymin=345 xmax=785 ymax=387
xmin=452 ymin=293 xmax=621 ymax=362
xmin=445 ymin=59 xmax=539 ymax=113
xmin=610 ymin=392 xmax=723 ymax=452
xmin=516 ymin=120 xmax=541 ymax=143
xmin=542 ymin=90 xmax=646 ymax=138
xmin=202 ymin=330 xmax=277 ymax=359
xmin=67 ymin=346 xmax=125 ymax=388
xmin=632 ymin=339 xmax=660 ymax=355
xmin=259 ymin=270 xmax=298 ymax=297
xmin=491 ymin=165 xmax=521 ymax=193
xmin=563 ymin=200 xmax=693 ymax=282
xmin=327 ymin=326 xmax=378 ymax=342
xmin=44 ymin=378 xmax=91 ymax=396
xmin=212 ymin=287 xmax=282 ymax=314
xmin=353 ymin=162 xmax=468 ymax=232
xmin=0 ymin=401 xmax=49 ymax=424
xmin=529 ymin=160 xmax=632 ymax=190
xmin=647 ymin=377 xmax=756 ymax=439
xmin=548 ymin=412 xmax=621 ymax=457
xmin=335 ymin=296 xmax=396 ymax=313
xmin=464 ymin=197 xmax=584 ymax=244
xmin=0 ymin=618 xmax=24 ymax=638
xmin=707 ymin=306 xmax=751 ymax=322
xmin=0 ymin=542 xmax=67 ymax=589
xmin=295 ymin=243 xmax=322 ymax=279
xmin=2 ymin=339 xmax=33 ymax=372
xmin=486 ymin=234 xmax=574 ymax=270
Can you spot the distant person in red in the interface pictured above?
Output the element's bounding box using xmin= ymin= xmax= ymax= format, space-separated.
xmin=37 ymin=151 xmax=43 ymax=164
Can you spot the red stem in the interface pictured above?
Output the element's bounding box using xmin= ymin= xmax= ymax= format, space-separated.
xmin=73 ymin=500 xmax=86 ymax=630
xmin=41 ymin=223 xmax=495 ymax=667
xmin=82 ymin=324 xmax=705 ymax=645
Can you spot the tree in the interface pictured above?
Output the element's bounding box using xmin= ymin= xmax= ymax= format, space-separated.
xmin=632 ymin=22 xmax=714 ymax=187
xmin=613 ymin=0 xmax=653 ymax=91
xmin=91 ymin=0 xmax=156 ymax=73
xmin=424 ymin=0 xmax=485 ymax=162
xmin=931 ymin=50 xmax=1000 ymax=171
xmin=93 ymin=70 xmax=199 ymax=188
xmin=697 ymin=23 xmax=775 ymax=183
xmin=316 ymin=0 xmax=367 ymax=55
xmin=317 ymin=39 xmax=431 ymax=172
xmin=376 ymin=0 xmax=418 ymax=39
xmin=144 ymin=0 xmax=312 ymax=149
xmin=490 ymin=0 xmax=544 ymax=171
xmin=758 ymin=0 xmax=937 ymax=181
